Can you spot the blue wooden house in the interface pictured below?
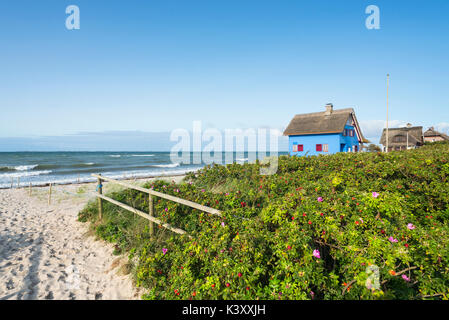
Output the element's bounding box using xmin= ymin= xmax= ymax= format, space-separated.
xmin=283 ymin=104 xmax=368 ymax=156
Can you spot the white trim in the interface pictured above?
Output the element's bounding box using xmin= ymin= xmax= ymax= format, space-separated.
xmin=349 ymin=113 xmax=363 ymax=144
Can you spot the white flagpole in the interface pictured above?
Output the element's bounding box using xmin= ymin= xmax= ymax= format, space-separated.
xmin=386 ymin=74 xmax=389 ymax=152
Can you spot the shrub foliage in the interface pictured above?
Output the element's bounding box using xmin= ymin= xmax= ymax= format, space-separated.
xmin=78 ymin=143 xmax=449 ymax=300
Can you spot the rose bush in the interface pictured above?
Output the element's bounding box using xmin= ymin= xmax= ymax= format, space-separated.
xmin=78 ymin=142 xmax=449 ymax=299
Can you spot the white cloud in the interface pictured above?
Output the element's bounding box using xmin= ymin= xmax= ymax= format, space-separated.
xmin=435 ymin=123 xmax=449 ymax=134
xmin=359 ymin=119 xmax=408 ymax=144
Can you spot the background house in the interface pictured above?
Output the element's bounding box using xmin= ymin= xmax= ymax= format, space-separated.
xmin=379 ymin=126 xmax=423 ymax=151
xmin=423 ymin=127 xmax=449 ymax=143
xmin=283 ymin=104 xmax=368 ymax=156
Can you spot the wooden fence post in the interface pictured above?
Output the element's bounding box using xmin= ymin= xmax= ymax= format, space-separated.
xmin=149 ymin=194 xmax=154 ymax=238
xmin=48 ymin=183 xmax=52 ymax=205
xmin=17 ymin=177 xmax=20 ymax=188
xmin=10 ymin=178 xmax=13 ymax=189
xmin=29 ymin=182 xmax=32 ymax=196
xmin=97 ymin=175 xmax=103 ymax=221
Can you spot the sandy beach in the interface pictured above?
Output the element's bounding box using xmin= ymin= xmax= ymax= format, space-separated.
xmin=0 ymin=175 xmax=185 ymax=300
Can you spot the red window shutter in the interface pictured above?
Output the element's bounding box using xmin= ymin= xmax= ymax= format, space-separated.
xmin=298 ymin=144 xmax=303 ymax=152
xmin=316 ymin=144 xmax=322 ymax=152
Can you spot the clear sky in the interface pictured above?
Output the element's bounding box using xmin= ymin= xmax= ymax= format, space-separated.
xmin=1 ymin=0 xmax=448 ymax=150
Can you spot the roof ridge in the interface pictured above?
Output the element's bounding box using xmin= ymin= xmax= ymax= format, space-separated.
xmin=382 ymin=126 xmax=423 ymax=130
xmin=293 ymin=108 xmax=354 ymax=118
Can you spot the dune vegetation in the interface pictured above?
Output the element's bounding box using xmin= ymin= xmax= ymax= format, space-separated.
xmin=78 ymin=142 xmax=449 ymax=300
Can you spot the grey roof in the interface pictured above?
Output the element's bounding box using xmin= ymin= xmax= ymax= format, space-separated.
xmin=424 ymin=127 xmax=449 ymax=141
xmin=379 ymin=126 xmax=423 ymax=146
xmin=283 ymin=107 xmax=368 ymax=143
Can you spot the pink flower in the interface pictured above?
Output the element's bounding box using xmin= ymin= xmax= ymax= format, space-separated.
xmin=317 ymin=197 xmax=323 ymax=202
xmin=388 ymin=237 xmax=398 ymax=243
xmin=407 ymin=223 xmax=416 ymax=230
xmin=164 ymin=207 xmax=168 ymax=212
xmin=402 ymin=274 xmax=410 ymax=282
xmin=162 ymin=248 xmax=168 ymax=255
xmin=372 ymin=192 xmax=379 ymax=198
xmin=201 ymin=189 xmax=205 ymax=192
xmin=221 ymin=222 xmax=225 ymax=227
xmin=312 ymin=249 xmax=321 ymax=259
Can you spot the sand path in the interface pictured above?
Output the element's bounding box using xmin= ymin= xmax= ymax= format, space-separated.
xmin=0 ymin=184 xmax=141 ymax=300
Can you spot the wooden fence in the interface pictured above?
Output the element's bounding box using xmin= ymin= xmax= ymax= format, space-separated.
xmin=92 ymin=174 xmax=221 ymax=237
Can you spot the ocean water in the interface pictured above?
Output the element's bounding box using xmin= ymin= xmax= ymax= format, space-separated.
xmin=0 ymin=152 xmax=286 ymax=188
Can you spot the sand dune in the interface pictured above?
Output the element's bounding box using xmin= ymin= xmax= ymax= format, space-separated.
xmin=0 ymin=176 xmax=184 ymax=300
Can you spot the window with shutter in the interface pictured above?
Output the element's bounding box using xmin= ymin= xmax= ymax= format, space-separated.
xmin=316 ymin=144 xmax=322 ymax=152
xmin=323 ymin=144 xmax=329 ymax=152
xmin=293 ymin=144 xmax=298 ymax=152
xmin=298 ymin=144 xmax=303 ymax=152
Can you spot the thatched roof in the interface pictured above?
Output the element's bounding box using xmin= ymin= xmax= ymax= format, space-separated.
xmin=379 ymin=126 xmax=423 ymax=146
xmin=424 ymin=127 xmax=449 ymax=141
xmin=283 ymin=105 xmax=368 ymax=143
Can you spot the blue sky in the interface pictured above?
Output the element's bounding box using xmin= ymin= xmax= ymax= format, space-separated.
xmin=0 ymin=0 xmax=448 ymax=150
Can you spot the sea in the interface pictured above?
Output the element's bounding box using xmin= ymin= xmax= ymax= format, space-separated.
xmin=0 ymin=152 xmax=286 ymax=189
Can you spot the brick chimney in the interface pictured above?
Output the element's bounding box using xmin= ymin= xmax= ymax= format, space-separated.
xmin=324 ymin=103 xmax=333 ymax=115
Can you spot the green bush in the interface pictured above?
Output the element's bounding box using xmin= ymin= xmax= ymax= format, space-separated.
xmin=79 ymin=144 xmax=449 ymax=300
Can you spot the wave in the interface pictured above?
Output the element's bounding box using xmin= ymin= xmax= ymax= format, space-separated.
xmin=131 ymin=154 xmax=154 ymax=157
xmin=16 ymin=164 xmax=39 ymax=171
xmin=0 ymin=170 xmax=52 ymax=179
xmin=32 ymin=163 xmax=99 ymax=171
xmin=110 ymin=155 xmax=121 ymax=158
xmin=151 ymin=163 xmax=180 ymax=168
xmin=0 ymin=164 xmax=39 ymax=172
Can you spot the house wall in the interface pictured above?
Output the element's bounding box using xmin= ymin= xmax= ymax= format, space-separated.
xmin=424 ymin=136 xmax=445 ymax=142
xmin=288 ymin=125 xmax=360 ymax=156
xmin=340 ymin=125 xmax=360 ymax=152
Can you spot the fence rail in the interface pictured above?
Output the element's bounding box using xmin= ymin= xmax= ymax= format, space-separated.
xmin=91 ymin=174 xmax=221 ymax=237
